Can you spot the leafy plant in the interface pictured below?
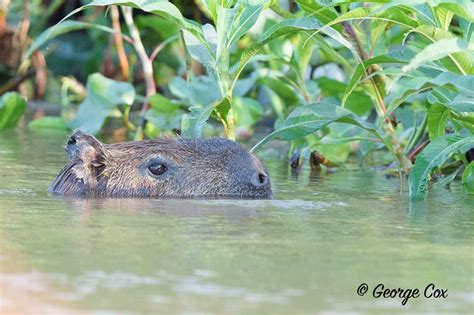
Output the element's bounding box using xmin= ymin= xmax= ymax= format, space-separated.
xmin=9 ymin=0 xmax=474 ymax=199
xmin=462 ymin=161 xmax=474 ymax=194
xmin=0 ymin=92 xmax=27 ymax=131
xmin=409 ymin=135 xmax=474 ymax=199
xmin=252 ymin=102 xmax=386 ymax=150
xmin=69 ymin=73 xmax=135 ymax=134
xmin=28 ymin=116 xmax=68 ymax=130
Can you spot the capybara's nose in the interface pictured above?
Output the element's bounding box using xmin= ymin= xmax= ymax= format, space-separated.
xmin=251 ymin=172 xmax=269 ymax=188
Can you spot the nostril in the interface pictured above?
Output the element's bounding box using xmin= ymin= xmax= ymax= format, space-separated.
xmin=251 ymin=172 xmax=269 ymax=187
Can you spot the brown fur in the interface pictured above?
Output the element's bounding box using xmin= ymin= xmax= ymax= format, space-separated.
xmin=49 ymin=131 xmax=272 ymax=199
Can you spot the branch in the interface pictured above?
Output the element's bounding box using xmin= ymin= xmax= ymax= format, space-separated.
xmin=110 ymin=5 xmax=129 ymax=81
xmin=121 ymin=6 xmax=156 ymax=139
xmin=0 ymin=69 xmax=35 ymax=95
xmin=343 ymin=22 xmax=412 ymax=173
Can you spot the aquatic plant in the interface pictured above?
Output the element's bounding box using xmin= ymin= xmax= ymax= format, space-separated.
xmin=1 ymin=1 xmax=473 ymax=198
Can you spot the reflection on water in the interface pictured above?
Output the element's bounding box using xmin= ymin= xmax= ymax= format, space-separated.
xmin=0 ymin=129 xmax=473 ymax=314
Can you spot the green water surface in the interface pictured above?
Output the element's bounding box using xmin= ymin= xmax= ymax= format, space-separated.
xmin=0 ymin=130 xmax=472 ymax=314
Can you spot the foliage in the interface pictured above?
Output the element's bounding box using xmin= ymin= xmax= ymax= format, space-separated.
xmin=252 ymin=103 xmax=385 ymax=150
xmin=23 ymin=20 xmax=131 ymax=61
xmin=409 ymin=135 xmax=474 ymax=199
xmin=2 ymin=0 xmax=474 ymax=199
xmin=462 ymin=162 xmax=474 ymax=194
xmin=28 ymin=116 xmax=67 ymax=130
xmin=0 ymin=92 xmax=27 ymax=131
xmin=70 ymin=73 xmax=135 ymax=134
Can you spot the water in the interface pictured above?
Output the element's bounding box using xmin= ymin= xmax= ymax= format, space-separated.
xmin=0 ymin=130 xmax=473 ymax=314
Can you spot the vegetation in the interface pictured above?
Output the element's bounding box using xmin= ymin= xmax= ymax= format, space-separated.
xmin=0 ymin=0 xmax=473 ymax=199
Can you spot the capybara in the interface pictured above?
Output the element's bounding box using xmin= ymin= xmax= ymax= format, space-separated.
xmin=49 ymin=131 xmax=272 ymax=198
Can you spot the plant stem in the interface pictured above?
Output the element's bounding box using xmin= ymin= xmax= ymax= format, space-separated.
xmin=344 ymin=23 xmax=412 ymax=173
xmin=111 ymin=5 xmax=129 ymax=81
xmin=122 ymin=105 xmax=136 ymax=131
xmin=221 ymin=109 xmax=236 ymax=140
xmin=19 ymin=0 xmax=30 ymax=45
xmin=405 ymin=113 xmax=427 ymax=154
xmin=150 ymin=34 xmax=179 ymax=62
xmin=0 ymin=69 xmax=35 ymax=95
xmin=0 ymin=0 xmax=9 ymax=33
xmin=121 ymin=6 xmax=156 ymax=140
xmin=408 ymin=140 xmax=429 ymax=162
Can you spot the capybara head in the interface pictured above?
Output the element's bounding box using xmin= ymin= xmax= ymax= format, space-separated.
xmin=49 ymin=131 xmax=272 ymax=198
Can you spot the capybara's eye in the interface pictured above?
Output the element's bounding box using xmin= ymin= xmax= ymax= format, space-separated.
xmin=148 ymin=163 xmax=167 ymax=176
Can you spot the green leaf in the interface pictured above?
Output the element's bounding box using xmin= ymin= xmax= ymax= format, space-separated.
xmin=295 ymin=0 xmax=339 ymax=28
xmin=430 ymin=91 xmax=474 ymax=113
xmin=59 ymin=0 xmax=194 ymax=29
xmin=182 ymin=27 xmax=216 ymax=78
xmin=370 ymin=20 xmax=389 ymax=49
xmin=371 ymin=1 xmax=465 ymax=25
xmin=386 ymin=72 xmax=474 ymax=115
xmin=233 ymin=72 xmax=258 ymax=97
xmin=149 ymin=93 xmax=181 ymax=113
xmin=27 ymin=116 xmax=68 ymax=130
xmin=462 ymin=162 xmax=474 ymax=193
xmin=459 ymin=18 xmax=473 ymax=42
xmin=24 ymin=20 xmax=125 ymax=60
xmin=169 ymin=75 xmax=227 ymax=137
xmin=316 ymin=77 xmax=346 ymax=95
xmin=401 ymin=38 xmax=474 ymax=73
xmin=214 ymin=95 xmax=232 ymax=124
xmin=427 ymin=104 xmax=450 ymax=140
xmin=202 ymin=0 xmax=218 ymax=23
xmin=409 ymin=134 xmax=474 ymax=199
xmin=145 ymin=109 xmax=183 ymax=132
xmin=410 ymin=25 xmax=474 ymax=75
xmin=344 ymin=92 xmax=373 ymax=117
xmin=312 ymin=33 xmax=352 ymax=70
xmin=437 ymin=2 xmax=474 ymax=22
xmin=145 ymin=93 xmax=184 ymax=134
xmin=342 ymin=50 xmax=415 ymax=106
xmin=314 ymin=142 xmax=350 ymax=164
xmin=233 ymin=17 xmax=353 ymax=84
xmin=434 ymin=6 xmax=454 ymax=30
xmin=433 ymin=167 xmax=461 ymax=189
xmin=55 ymin=0 xmax=207 ymax=51
xmin=216 ymin=5 xmax=236 ymax=63
xmin=135 ymin=14 xmax=179 ymax=38
xmin=316 ymin=77 xmax=372 ymax=116
xmin=252 ymin=103 xmax=385 ymax=151
xmin=69 ymin=73 xmax=135 ymax=135
xmin=0 ymin=92 xmax=27 ymax=131
xmin=261 ymin=86 xmax=286 ymax=120
xmin=430 ymin=73 xmax=474 ymax=97
xmin=224 ymin=2 xmax=264 ymax=54
xmin=294 ymin=33 xmax=314 ymax=81
xmin=233 ymin=97 xmax=263 ymax=127
xmin=258 ymin=77 xmax=299 ymax=107
xmin=317 ymin=5 xmax=471 ymax=75
xmin=333 ymin=6 xmax=420 ymax=29
xmin=181 ymin=97 xmax=231 ymax=138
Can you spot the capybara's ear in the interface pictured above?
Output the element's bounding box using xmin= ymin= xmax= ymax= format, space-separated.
xmin=49 ymin=131 xmax=106 ymax=195
xmin=66 ymin=130 xmax=106 ymax=170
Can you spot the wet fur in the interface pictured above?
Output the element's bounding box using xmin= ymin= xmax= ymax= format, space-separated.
xmin=49 ymin=131 xmax=272 ymax=199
